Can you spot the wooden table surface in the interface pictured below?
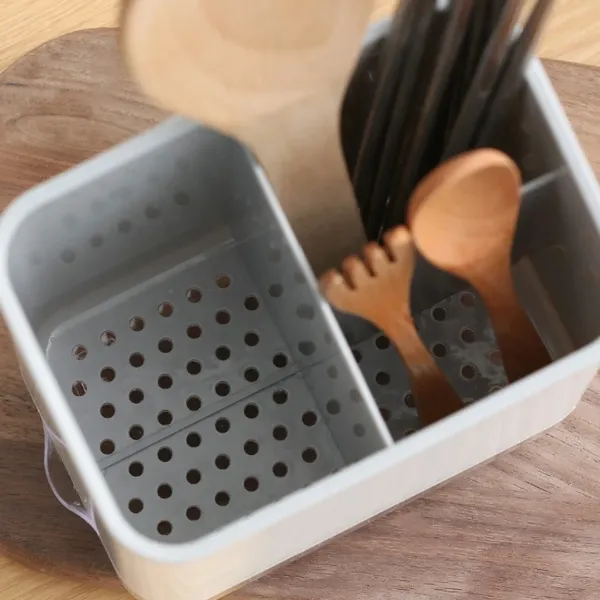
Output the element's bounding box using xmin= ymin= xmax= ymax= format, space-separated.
xmin=1 ymin=1 xmax=600 ymax=599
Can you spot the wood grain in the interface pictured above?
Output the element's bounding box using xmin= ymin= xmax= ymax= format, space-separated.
xmin=2 ymin=1 xmax=600 ymax=74
xmin=0 ymin=4 xmax=598 ymax=600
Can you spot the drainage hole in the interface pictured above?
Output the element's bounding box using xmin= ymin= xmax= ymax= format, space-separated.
xmin=244 ymin=295 xmax=260 ymax=311
xmin=128 ymin=499 xmax=143 ymax=514
xmin=215 ymin=381 xmax=230 ymax=397
xmin=186 ymin=395 xmax=201 ymax=411
xmin=375 ymin=371 xmax=390 ymax=386
xmin=460 ymin=291 xmax=476 ymax=307
xmin=129 ymin=425 xmax=144 ymax=441
xmin=352 ymin=349 xmax=362 ymax=363
xmin=461 ymin=364 xmax=477 ymax=380
xmin=215 ymin=491 xmax=230 ymax=507
xmin=432 ymin=343 xmax=447 ymax=358
xmin=186 ymin=432 xmax=201 ymax=447
xmin=129 ymin=462 xmax=143 ymax=477
xmin=244 ymin=477 xmax=259 ymax=492
xmin=215 ymin=454 xmax=230 ymax=470
xmin=187 ymin=360 xmax=202 ymax=375
xmin=326 ymin=399 xmax=341 ymax=415
xmin=72 ymin=381 xmax=87 ymax=397
xmin=187 ymin=324 xmax=202 ymax=339
xmin=244 ymin=440 xmax=259 ymax=455
xmin=302 ymin=447 xmax=318 ymax=463
xmin=158 ymin=338 xmax=173 ymax=353
xmin=157 ymin=410 xmax=173 ymax=426
xmin=129 ymin=353 xmax=144 ymax=368
xmin=380 ymin=407 xmax=391 ymax=422
xmin=432 ymin=307 xmax=446 ymax=322
xmin=272 ymin=462 xmax=288 ymax=478
xmin=157 ymin=484 xmax=172 ymax=499
xmin=72 ymin=345 xmax=87 ymax=361
xmin=298 ymin=341 xmax=316 ymax=356
xmin=129 ymin=317 xmax=145 ymax=332
xmin=353 ymin=424 xmax=366 ymax=438
xmin=157 ymin=447 xmax=172 ymax=462
xmin=273 ymin=425 xmax=288 ymax=441
xmin=273 ymin=389 xmax=288 ymax=405
xmin=404 ymin=392 xmax=415 ymax=409
xmin=100 ymin=439 xmax=115 ymax=455
xmin=158 ymin=374 xmax=173 ymax=389
xmin=215 ymin=309 xmax=231 ymax=325
xmin=216 ymin=273 xmax=231 ymax=289
xmin=157 ymin=521 xmax=172 ymax=536
xmin=302 ymin=411 xmax=318 ymax=427
xmin=215 ymin=418 xmax=230 ymax=433
xmin=100 ymin=330 xmax=117 ymax=346
xmin=100 ymin=367 xmax=116 ymax=382
xmin=244 ymin=331 xmax=259 ymax=346
xmin=244 ymin=403 xmax=259 ymax=419
xmin=376 ymin=335 xmax=390 ymax=349
xmin=187 ymin=288 xmax=202 ymax=303
xmin=461 ymin=328 xmax=476 ymax=344
xmin=60 ymin=249 xmax=75 ymax=264
xmin=186 ymin=469 xmax=201 ymax=484
xmin=129 ymin=389 xmax=144 ymax=404
xmin=268 ymin=283 xmax=283 ymax=298
xmin=244 ymin=367 xmax=259 ymax=382
xmin=100 ymin=403 xmax=115 ymax=419
xmin=273 ymin=353 xmax=288 ymax=368
xmin=186 ymin=506 xmax=201 ymax=521
xmin=158 ymin=302 xmax=174 ymax=317
xmin=215 ymin=345 xmax=231 ymax=360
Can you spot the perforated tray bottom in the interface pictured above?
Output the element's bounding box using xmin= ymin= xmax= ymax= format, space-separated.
xmin=46 ymin=239 xmax=505 ymax=544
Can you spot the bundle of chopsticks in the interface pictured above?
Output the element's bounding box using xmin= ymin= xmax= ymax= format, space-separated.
xmin=349 ymin=0 xmax=554 ymax=241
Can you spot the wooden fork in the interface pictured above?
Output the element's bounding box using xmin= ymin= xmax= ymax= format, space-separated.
xmin=320 ymin=226 xmax=464 ymax=427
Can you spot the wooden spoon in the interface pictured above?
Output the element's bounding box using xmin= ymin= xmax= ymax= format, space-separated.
xmin=407 ymin=148 xmax=551 ymax=383
xmin=320 ymin=226 xmax=464 ymax=427
xmin=120 ymin=0 xmax=372 ymax=276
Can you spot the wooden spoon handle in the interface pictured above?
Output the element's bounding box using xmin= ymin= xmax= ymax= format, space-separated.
xmin=242 ymin=92 xmax=366 ymax=276
xmin=476 ymin=264 xmax=551 ymax=382
xmin=385 ymin=322 xmax=465 ymax=426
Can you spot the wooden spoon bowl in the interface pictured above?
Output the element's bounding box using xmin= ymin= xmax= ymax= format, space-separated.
xmin=121 ymin=0 xmax=373 ymax=276
xmin=407 ymin=148 xmax=551 ymax=383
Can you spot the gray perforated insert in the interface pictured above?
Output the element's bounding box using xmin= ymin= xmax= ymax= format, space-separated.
xmin=48 ymin=258 xmax=505 ymax=543
xmin=46 ymin=231 xmax=391 ymax=543
xmin=345 ymin=289 xmax=507 ymax=441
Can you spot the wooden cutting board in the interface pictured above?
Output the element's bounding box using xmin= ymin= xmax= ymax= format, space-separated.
xmin=2 ymin=27 xmax=600 ymax=599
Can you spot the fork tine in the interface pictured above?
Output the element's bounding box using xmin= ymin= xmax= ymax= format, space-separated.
xmin=363 ymin=242 xmax=389 ymax=276
xmin=319 ymin=269 xmax=354 ymax=314
xmin=382 ymin=225 xmax=413 ymax=262
xmin=342 ymin=254 xmax=371 ymax=289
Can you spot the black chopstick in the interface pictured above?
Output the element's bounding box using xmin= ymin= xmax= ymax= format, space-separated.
xmin=442 ymin=0 xmax=524 ymax=160
xmin=474 ymin=0 xmax=555 ymax=147
xmin=351 ymin=0 xmax=420 ymax=226
xmin=383 ymin=0 xmax=475 ymax=232
xmin=363 ymin=0 xmax=438 ymax=239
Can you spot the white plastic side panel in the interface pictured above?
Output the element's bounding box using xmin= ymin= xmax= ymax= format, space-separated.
xmin=101 ymin=366 xmax=592 ymax=600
